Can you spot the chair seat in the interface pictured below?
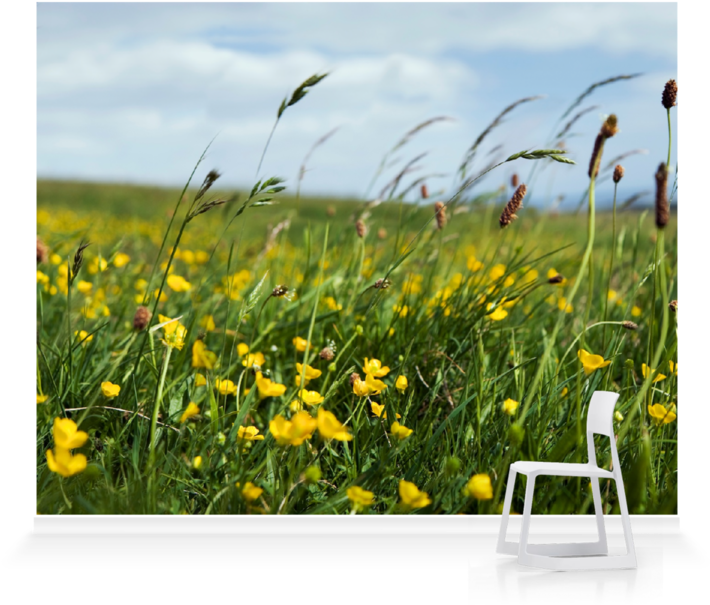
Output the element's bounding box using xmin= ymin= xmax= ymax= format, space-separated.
xmin=511 ymin=461 xmax=613 ymax=478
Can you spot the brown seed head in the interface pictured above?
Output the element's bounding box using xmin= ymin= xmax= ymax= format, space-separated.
xmin=548 ymin=273 xmax=565 ymax=284
xmin=600 ymin=114 xmax=618 ymax=138
xmin=622 ymin=321 xmax=638 ymax=331
xmin=613 ymin=164 xmax=625 ymax=183
xmin=37 ymin=237 xmax=49 ymax=264
xmin=133 ymin=306 xmax=152 ymax=331
xmin=669 ymin=300 xmax=678 ymax=313
xmin=662 ymin=79 xmax=678 ymax=110
xmin=434 ymin=201 xmax=447 ymax=230
xmin=373 ymin=277 xmax=391 ymax=290
xmin=377 ymin=228 xmax=387 ymax=240
xmin=349 ymin=372 xmax=360 ymax=386
xmin=319 ymin=346 xmax=335 ymax=361
xmin=420 ymin=184 xmax=429 ymax=199
xmin=499 ymin=184 xmax=527 ymax=229
xmin=655 ymin=162 xmax=669 ymax=228
xmin=355 ymin=219 xmax=366 ymax=238
xmin=272 ymin=285 xmax=289 ymax=298
xmin=511 ymin=173 xmax=519 ymax=188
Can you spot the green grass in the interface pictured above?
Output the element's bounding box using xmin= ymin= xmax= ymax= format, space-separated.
xmin=36 ymin=174 xmax=677 ymax=515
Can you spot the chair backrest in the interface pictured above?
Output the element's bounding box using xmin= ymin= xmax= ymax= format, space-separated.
xmin=586 ymin=391 xmax=621 ymax=472
xmin=586 ymin=390 xmax=619 ymax=437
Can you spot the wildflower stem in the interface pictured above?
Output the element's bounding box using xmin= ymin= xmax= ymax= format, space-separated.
xmin=148 ymin=346 xmax=172 ymax=472
xmin=256 ymin=118 xmax=279 ymax=178
xmin=666 ymin=108 xmax=672 ymax=170
xmin=58 ymin=477 xmax=73 ymax=510
xmin=602 ymin=181 xmax=619 ymax=349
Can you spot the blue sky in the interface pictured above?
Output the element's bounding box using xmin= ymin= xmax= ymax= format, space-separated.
xmin=37 ymin=2 xmax=677 ymax=208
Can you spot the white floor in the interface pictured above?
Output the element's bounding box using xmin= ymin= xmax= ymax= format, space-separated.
xmin=30 ymin=512 xmax=680 ymax=534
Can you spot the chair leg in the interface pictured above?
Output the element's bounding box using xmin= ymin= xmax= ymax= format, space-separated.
xmin=516 ymin=474 xmax=537 ymax=567
xmin=496 ymin=467 xmax=518 ymax=555
xmin=615 ymin=476 xmax=638 ymax=568
xmin=590 ymin=477 xmax=609 ymax=554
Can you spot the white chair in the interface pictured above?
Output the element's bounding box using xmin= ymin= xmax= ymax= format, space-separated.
xmin=496 ymin=390 xmax=637 ymax=570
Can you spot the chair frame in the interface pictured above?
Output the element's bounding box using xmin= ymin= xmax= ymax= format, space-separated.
xmin=496 ymin=391 xmax=637 ymax=570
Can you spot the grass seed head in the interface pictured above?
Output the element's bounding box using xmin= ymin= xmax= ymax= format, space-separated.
xmin=37 ymin=237 xmax=48 ymax=264
xmin=349 ymin=372 xmax=360 ymax=386
xmin=548 ymin=273 xmax=565 ymax=284
xmin=622 ymin=320 xmax=638 ymax=330
xmin=434 ymin=201 xmax=447 ymax=230
xmin=355 ymin=219 xmax=366 ymax=238
xmin=669 ymin=300 xmax=678 ymax=313
xmin=662 ymin=79 xmax=678 ymax=109
xmin=133 ymin=305 xmax=152 ymax=331
xmin=499 ymin=184 xmax=527 ymax=228
xmin=420 ymin=184 xmax=429 ymax=199
xmin=655 ymin=162 xmax=669 ymax=228
xmin=511 ymin=173 xmax=519 ymax=188
xmin=613 ymin=164 xmax=625 ymax=183
xmin=71 ymin=240 xmax=91 ymax=284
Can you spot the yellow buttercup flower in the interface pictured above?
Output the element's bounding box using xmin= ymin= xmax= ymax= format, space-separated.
xmin=293 ymin=336 xmax=308 ymax=352
xmin=46 ymin=447 xmax=87 ymax=478
xmin=465 ymin=474 xmax=493 ymax=500
xmin=199 ymin=315 xmax=216 ymax=332
xmin=158 ymin=314 xmax=187 ymax=350
xmin=269 ymin=412 xmax=317 ymax=446
xmin=237 ymin=342 xmax=250 ymax=357
xmin=607 ymin=290 xmax=618 ymax=301
xmin=239 ymin=481 xmax=263 ymax=502
xmin=642 ymin=364 xmax=666 ymax=383
xmin=648 ymin=403 xmax=677 ymax=425
xmin=486 ymin=303 xmax=508 ymax=321
xmin=192 ymin=456 xmax=203 ymax=469
xmin=88 ymin=256 xmax=107 ymax=274
xmin=467 ymin=256 xmax=483 ymax=272
xmin=365 ymin=373 xmax=387 ymax=395
xmin=390 ymin=421 xmax=413 ymax=440
xmin=398 ymin=480 xmax=431 ymax=509
xmin=502 ymin=398 xmax=519 ymax=415
xmin=317 ymin=408 xmax=353 ymax=441
xmin=363 ymin=357 xmax=390 ymax=377
xmin=353 ymin=377 xmax=371 ymax=397
xmin=113 ymin=252 xmax=130 ymax=268
xmin=395 ymin=375 xmax=408 ymax=392
xmin=215 ymin=379 xmax=237 ymax=396
xmin=296 ymin=363 xmax=322 ymax=382
xmin=52 ymin=417 xmax=89 ymax=450
xmin=101 ymin=381 xmax=121 ymax=398
xmin=167 ymin=274 xmax=192 ymax=292
xmin=237 ymin=426 xmax=265 ymax=442
xmin=195 ymin=373 xmax=207 ymax=387
xmin=577 ymin=349 xmax=611 ymax=375
xmin=297 ymin=389 xmax=324 ymax=406
xmin=489 ymin=264 xmax=506 ymax=281
xmin=255 ymin=372 xmax=286 ymax=399
xmin=243 ymin=352 xmax=266 ymax=369
xmin=557 ymin=297 xmax=573 ymax=313
xmin=192 ymin=340 xmax=217 ymax=369
xmin=547 ymin=268 xmax=567 ymax=286
xmin=561 ymin=387 xmax=569 ymax=398
xmin=669 ymin=361 xmax=677 ymax=376
xmin=347 ymin=485 xmax=375 ymax=508
xmin=37 ymin=394 xmax=49 ymax=404
xmin=179 ymin=402 xmax=200 ymax=423
xmin=77 ymin=280 xmax=93 ymax=295
xmin=74 ymin=330 xmax=93 ymax=344
xmin=631 ymin=305 xmax=642 ymax=317
xmin=370 ymin=401 xmax=401 ymax=420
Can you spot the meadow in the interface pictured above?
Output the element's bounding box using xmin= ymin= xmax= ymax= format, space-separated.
xmin=36 ymin=75 xmax=678 ymax=515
